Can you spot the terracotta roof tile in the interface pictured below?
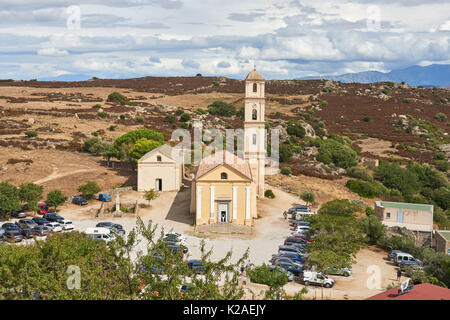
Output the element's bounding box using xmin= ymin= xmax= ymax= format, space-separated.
xmin=196 ymin=150 xmax=252 ymax=180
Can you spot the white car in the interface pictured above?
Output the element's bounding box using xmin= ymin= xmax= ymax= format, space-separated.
xmin=163 ymin=232 xmax=187 ymax=245
xmin=60 ymin=219 xmax=74 ymax=231
xmin=46 ymin=222 xmax=62 ymax=232
xmin=295 ymin=225 xmax=310 ymax=233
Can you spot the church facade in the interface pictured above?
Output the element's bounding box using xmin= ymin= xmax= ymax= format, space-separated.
xmin=190 ymin=68 xmax=266 ymax=226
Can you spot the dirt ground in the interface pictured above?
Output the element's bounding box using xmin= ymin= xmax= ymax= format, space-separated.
xmin=0 ymin=147 xmax=129 ymax=196
xmin=266 ymin=173 xmax=375 ymax=209
xmin=356 ymin=137 xmax=408 ymax=160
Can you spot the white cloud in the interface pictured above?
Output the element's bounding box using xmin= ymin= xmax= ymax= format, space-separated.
xmin=37 ymin=47 xmax=69 ymax=56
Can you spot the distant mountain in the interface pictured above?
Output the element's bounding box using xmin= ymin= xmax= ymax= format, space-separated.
xmin=297 ymin=64 xmax=450 ymax=87
xmin=38 ymin=74 xmax=94 ymax=82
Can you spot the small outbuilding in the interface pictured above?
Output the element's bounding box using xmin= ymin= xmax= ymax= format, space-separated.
xmin=374 ymin=201 xmax=433 ymax=233
xmin=137 ymin=144 xmax=183 ymax=192
xmin=435 ymin=230 xmax=450 ymax=255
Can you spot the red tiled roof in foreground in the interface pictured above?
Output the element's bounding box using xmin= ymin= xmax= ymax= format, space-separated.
xmin=366 ymin=283 xmax=450 ymax=300
xmin=196 ymin=150 xmax=252 ymax=180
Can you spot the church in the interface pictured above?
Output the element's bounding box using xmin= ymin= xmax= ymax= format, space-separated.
xmin=190 ymin=68 xmax=266 ymax=226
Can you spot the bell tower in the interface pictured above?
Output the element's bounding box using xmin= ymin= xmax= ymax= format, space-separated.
xmin=244 ymin=67 xmax=265 ymax=198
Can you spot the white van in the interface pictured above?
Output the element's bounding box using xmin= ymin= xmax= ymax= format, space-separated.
xmin=85 ymin=227 xmax=114 ymax=242
xmin=394 ymin=253 xmax=416 ymax=265
xmin=302 ymin=270 xmax=335 ymax=288
xmin=295 ymin=212 xmax=314 ymax=220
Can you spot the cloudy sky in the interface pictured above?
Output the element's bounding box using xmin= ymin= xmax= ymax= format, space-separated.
xmin=0 ymin=0 xmax=449 ymax=80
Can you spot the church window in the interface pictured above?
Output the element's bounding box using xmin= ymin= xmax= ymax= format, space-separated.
xmin=253 ymin=134 xmax=257 ymax=145
xmin=221 ymin=172 xmax=228 ymax=180
xmin=156 ymin=156 xmax=162 ymax=162
xmin=253 ymin=83 xmax=257 ymax=92
xmin=252 ymin=109 xmax=257 ymax=120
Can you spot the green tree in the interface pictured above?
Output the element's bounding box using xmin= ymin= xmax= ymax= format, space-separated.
xmin=0 ymin=182 xmax=21 ymax=214
xmin=18 ymin=183 xmax=43 ymax=211
xmin=46 ymin=190 xmax=68 ymax=210
xmin=300 ymin=191 xmax=315 ymax=206
xmin=247 ymin=264 xmax=289 ymax=299
xmin=77 ymin=181 xmax=101 ymax=200
xmin=144 ymin=189 xmax=160 ymax=206
xmin=359 ymin=215 xmax=387 ymax=245
xmin=207 ymin=101 xmax=236 ymax=117
xmin=129 ymin=138 xmax=162 ymax=164
xmin=279 ymin=144 xmax=293 ymax=162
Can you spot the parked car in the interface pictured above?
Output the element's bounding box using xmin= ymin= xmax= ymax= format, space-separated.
xmin=403 ymin=266 xmax=425 ymax=278
xmin=60 ymin=219 xmax=74 ymax=231
xmin=37 ymin=202 xmax=49 ymax=215
xmin=271 ymin=252 xmax=305 ymax=264
xmin=163 ymin=234 xmax=186 ymax=246
xmin=72 ymin=196 xmax=88 ymax=206
xmin=187 ymin=260 xmax=206 ymax=273
xmin=3 ymin=230 xmax=23 ymax=243
xmin=19 ymin=228 xmax=34 ymax=239
xmin=301 ymin=270 xmax=335 ymax=288
xmin=388 ymin=250 xmax=404 ymax=261
xmin=43 ymin=213 xmax=64 ymax=222
xmin=288 ymin=205 xmax=310 ymax=214
xmin=272 ymin=257 xmax=304 ymax=268
xmin=31 ymin=225 xmax=50 ymax=237
xmin=11 ymin=209 xmax=27 ymax=218
xmin=2 ymin=223 xmax=20 ymax=232
xmin=167 ymin=244 xmax=188 ymax=256
xmin=98 ymin=193 xmax=112 ymax=202
xmin=0 ymin=227 xmax=5 ymax=238
xmin=32 ymin=217 xmax=48 ymax=225
xmin=394 ymin=253 xmax=418 ymax=266
xmin=278 ymin=245 xmax=306 ymax=256
xmin=269 ymin=265 xmax=295 ymax=282
xmin=285 ymin=243 xmax=307 ymax=251
xmin=399 ymin=259 xmax=422 ymax=269
xmin=164 ymin=232 xmax=187 ymax=243
xmin=295 ymin=225 xmax=310 ymax=232
xmin=17 ymin=219 xmax=38 ymax=230
xmin=46 ymin=222 xmax=62 ymax=232
xmin=285 ymin=236 xmax=308 ymax=245
xmin=325 ymin=266 xmax=352 ymax=277
xmin=95 ymin=222 xmax=125 ymax=236
xmin=273 ymin=261 xmax=303 ymax=276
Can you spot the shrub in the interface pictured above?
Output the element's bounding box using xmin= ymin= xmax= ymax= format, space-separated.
xmin=207 ymin=101 xmax=236 ymax=117
xmin=279 ymin=144 xmax=293 ymax=162
xmin=98 ymin=111 xmax=107 ymax=118
xmin=280 ymin=167 xmax=292 ymax=175
xmin=77 ymin=181 xmax=101 ymax=200
xmin=347 ymin=167 xmax=373 ymax=182
xmin=365 ymin=206 xmax=375 ymax=216
xmin=363 ymin=116 xmax=371 ymax=122
xmin=435 ymin=160 xmax=449 ymax=172
xmin=120 ymin=114 xmax=126 ymax=120
xmin=434 ymin=113 xmax=447 ymax=122
xmin=136 ymin=116 xmax=145 ymax=123
xmin=91 ymin=132 xmax=99 ymax=137
xmin=107 ymin=92 xmax=127 ymax=103
xmin=265 ymin=189 xmax=275 ymax=199
xmin=247 ymin=264 xmax=289 ymax=288
xmin=316 ymin=138 xmax=358 ymax=169
xmin=402 ymin=98 xmax=411 ymax=104
xmin=286 ymin=120 xmax=306 ymax=138
xmin=321 ymin=101 xmax=328 ymax=107
xmin=93 ymin=104 xmax=102 ymax=109
xmin=175 ymin=109 xmax=184 ymax=116
xmin=83 ymin=138 xmax=111 ymax=156
xmin=165 ymin=115 xmax=176 ymax=123
xmin=180 ymin=113 xmax=191 ymax=122
xmin=24 ymin=130 xmax=38 ymax=138
xmin=181 ymin=123 xmax=190 ymax=129
xmin=345 ymin=179 xmax=388 ymax=198
xmin=109 ymin=125 xmax=116 ymax=131
xmin=195 ymin=108 xmax=207 ymax=115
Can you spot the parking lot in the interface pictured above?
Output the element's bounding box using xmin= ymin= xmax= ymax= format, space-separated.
xmin=1 ymin=186 xmax=401 ymax=299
